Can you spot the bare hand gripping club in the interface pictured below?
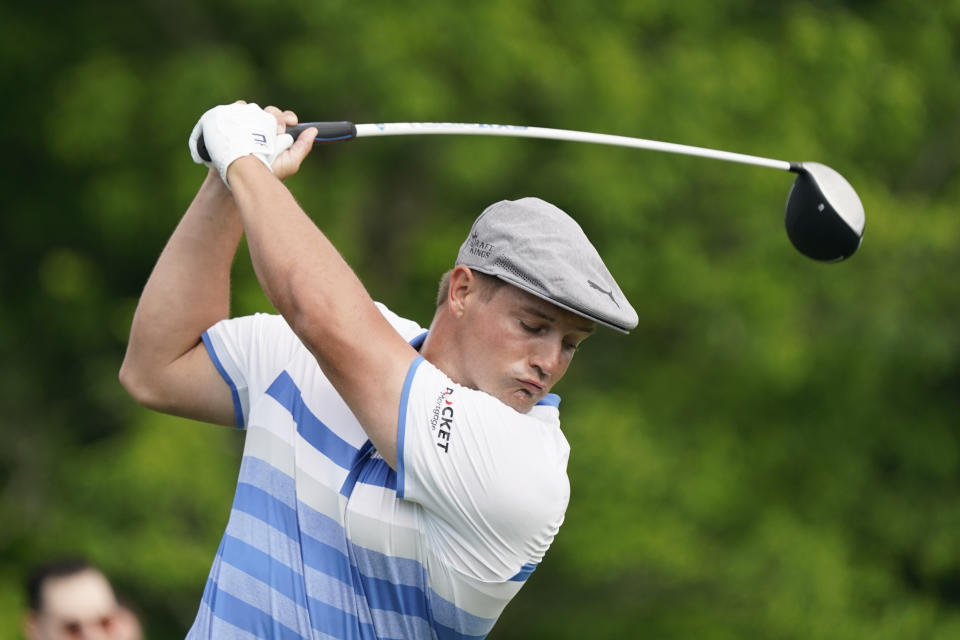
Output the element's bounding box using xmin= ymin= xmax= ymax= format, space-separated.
xmin=197 ymin=121 xmax=865 ymax=262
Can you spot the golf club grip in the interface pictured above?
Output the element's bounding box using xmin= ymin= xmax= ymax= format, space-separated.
xmin=195 ymin=121 xmax=357 ymax=162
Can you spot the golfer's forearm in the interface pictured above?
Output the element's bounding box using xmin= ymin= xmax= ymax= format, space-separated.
xmin=227 ymin=157 xmax=377 ymax=349
xmin=227 ymin=157 xmax=410 ymax=467
xmin=121 ymin=171 xmax=242 ymax=384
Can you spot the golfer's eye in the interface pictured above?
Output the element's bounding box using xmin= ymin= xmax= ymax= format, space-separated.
xmin=519 ymin=321 xmax=544 ymax=334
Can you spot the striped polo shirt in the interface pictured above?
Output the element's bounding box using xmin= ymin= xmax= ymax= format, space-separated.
xmin=188 ymin=303 xmax=571 ymax=639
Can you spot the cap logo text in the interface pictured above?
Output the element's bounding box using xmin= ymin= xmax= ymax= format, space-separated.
xmin=467 ymin=232 xmax=495 ymax=260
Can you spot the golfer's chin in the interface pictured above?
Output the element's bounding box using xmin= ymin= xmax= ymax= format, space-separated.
xmin=500 ymin=387 xmax=540 ymax=414
xmin=466 ymin=377 xmax=543 ymax=413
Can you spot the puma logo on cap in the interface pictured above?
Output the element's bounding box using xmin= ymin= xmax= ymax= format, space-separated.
xmin=588 ymin=280 xmax=619 ymax=308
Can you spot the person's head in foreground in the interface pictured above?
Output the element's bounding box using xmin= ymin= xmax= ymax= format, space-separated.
xmin=426 ymin=196 xmax=637 ymax=412
xmin=23 ymin=558 xmax=142 ymax=640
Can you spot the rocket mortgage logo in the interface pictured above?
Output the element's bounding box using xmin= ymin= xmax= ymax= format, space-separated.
xmin=430 ymin=387 xmax=455 ymax=453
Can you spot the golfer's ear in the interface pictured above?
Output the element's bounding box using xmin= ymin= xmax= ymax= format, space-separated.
xmin=447 ymin=266 xmax=475 ymax=317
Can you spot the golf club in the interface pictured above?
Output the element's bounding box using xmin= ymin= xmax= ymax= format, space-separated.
xmin=197 ymin=121 xmax=865 ymax=262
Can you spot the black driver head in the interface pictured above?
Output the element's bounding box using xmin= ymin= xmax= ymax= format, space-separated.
xmin=785 ymin=162 xmax=865 ymax=262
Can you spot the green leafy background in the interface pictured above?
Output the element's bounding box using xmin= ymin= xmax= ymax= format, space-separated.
xmin=2 ymin=1 xmax=959 ymax=637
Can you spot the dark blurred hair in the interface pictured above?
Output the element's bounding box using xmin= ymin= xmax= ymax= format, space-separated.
xmin=26 ymin=556 xmax=96 ymax=612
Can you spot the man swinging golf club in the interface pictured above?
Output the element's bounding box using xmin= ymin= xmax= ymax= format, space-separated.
xmin=120 ymin=101 xmax=637 ymax=639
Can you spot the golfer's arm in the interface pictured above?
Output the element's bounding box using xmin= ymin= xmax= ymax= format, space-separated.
xmin=119 ymin=170 xmax=240 ymax=425
xmin=228 ymin=156 xmax=416 ymax=468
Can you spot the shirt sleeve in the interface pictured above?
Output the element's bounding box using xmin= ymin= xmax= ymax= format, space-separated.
xmin=397 ymin=358 xmax=571 ymax=581
xmin=202 ymin=304 xmax=423 ymax=429
xmin=201 ymin=313 xmax=304 ymax=428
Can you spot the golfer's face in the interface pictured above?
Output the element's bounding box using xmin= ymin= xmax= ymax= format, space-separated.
xmin=464 ymin=283 xmax=594 ymax=412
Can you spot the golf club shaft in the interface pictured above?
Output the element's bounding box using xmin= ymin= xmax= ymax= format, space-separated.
xmin=196 ymin=121 xmax=797 ymax=171
xmin=292 ymin=121 xmax=796 ymax=172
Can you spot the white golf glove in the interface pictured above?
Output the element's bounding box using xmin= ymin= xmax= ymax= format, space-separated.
xmin=188 ymin=103 xmax=294 ymax=186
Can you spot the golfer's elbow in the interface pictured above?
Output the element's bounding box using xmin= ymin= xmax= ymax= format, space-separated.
xmin=118 ymin=354 xmax=164 ymax=411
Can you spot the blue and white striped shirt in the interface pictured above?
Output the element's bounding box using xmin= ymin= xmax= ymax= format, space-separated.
xmin=189 ymin=304 xmax=570 ymax=639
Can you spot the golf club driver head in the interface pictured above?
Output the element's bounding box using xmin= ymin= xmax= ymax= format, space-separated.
xmin=785 ymin=162 xmax=865 ymax=261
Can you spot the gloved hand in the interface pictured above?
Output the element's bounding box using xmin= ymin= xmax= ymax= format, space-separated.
xmin=188 ymin=103 xmax=294 ymax=186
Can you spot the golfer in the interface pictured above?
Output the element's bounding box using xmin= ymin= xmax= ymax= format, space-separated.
xmin=120 ymin=102 xmax=636 ymax=639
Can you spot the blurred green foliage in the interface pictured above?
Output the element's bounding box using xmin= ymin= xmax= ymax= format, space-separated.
xmin=2 ymin=0 xmax=959 ymax=638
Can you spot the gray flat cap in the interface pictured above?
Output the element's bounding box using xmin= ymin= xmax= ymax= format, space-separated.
xmin=456 ymin=197 xmax=638 ymax=333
